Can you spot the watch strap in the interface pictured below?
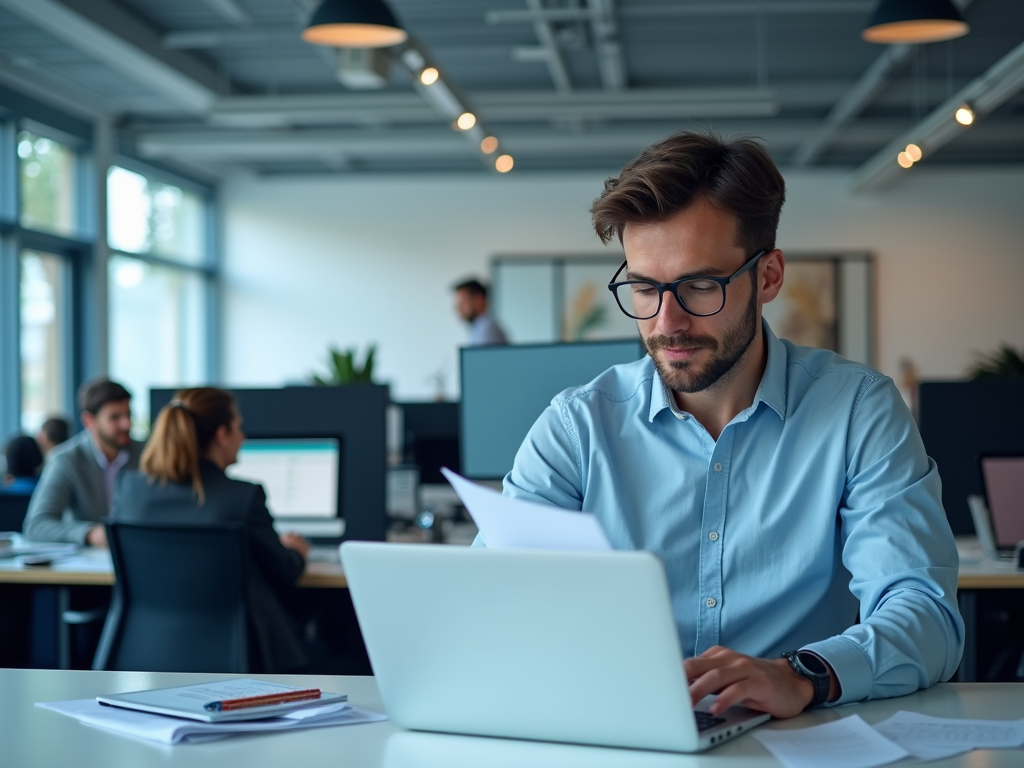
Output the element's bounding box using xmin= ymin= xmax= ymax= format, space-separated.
xmin=781 ymin=650 xmax=830 ymax=709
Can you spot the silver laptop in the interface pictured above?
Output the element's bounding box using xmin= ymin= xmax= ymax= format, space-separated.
xmin=981 ymin=455 xmax=1024 ymax=557
xmin=340 ymin=542 xmax=769 ymax=752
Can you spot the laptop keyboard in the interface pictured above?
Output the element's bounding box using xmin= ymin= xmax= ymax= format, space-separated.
xmin=694 ymin=711 xmax=727 ymax=731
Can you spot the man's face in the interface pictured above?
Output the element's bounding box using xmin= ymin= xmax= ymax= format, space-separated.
xmin=454 ymin=289 xmax=485 ymax=322
xmin=83 ymin=400 xmax=133 ymax=451
xmin=622 ymin=200 xmax=761 ymax=395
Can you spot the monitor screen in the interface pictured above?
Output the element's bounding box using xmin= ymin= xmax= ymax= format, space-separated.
xmin=460 ymin=340 xmax=646 ymax=480
xmin=226 ymin=438 xmax=340 ymax=519
xmin=981 ymin=456 xmax=1024 ymax=548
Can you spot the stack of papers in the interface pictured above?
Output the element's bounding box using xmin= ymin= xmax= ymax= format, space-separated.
xmin=38 ymin=698 xmax=386 ymax=745
xmin=752 ymin=712 xmax=1024 ymax=768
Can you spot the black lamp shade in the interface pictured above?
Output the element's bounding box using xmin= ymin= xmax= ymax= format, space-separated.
xmin=302 ymin=0 xmax=408 ymax=48
xmin=862 ymin=0 xmax=969 ymax=44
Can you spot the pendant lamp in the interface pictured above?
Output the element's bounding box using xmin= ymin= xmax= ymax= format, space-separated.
xmin=302 ymin=0 xmax=408 ymax=48
xmin=862 ymin=0 xmax=969 ymax=44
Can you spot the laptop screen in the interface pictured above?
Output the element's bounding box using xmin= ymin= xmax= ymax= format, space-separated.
xmin=981 ymin=456 xmax=1024 ymax=548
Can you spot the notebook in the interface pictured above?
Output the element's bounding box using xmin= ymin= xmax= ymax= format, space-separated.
xmin=96 ymin=679 xmax=348 ymax=723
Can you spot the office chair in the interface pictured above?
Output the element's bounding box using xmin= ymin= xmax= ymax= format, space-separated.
xmin=92 ymin=521 xmax=250 ymax=673
xmin=0 ymin=494 xmax=31 ymax=532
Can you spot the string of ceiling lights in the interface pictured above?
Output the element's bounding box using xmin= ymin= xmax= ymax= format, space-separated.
xmin=862 ymin=0 xmax=974 ymax=171
xmin=299 ymin=0 xmax=513 ymax=173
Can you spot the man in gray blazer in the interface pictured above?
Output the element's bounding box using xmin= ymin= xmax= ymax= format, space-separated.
xmin=24 ymin=379 xmax=145 ymax=545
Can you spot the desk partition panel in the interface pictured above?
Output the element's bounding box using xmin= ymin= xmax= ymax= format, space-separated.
xmin=151 ymin=386 xmax=388 ymax=541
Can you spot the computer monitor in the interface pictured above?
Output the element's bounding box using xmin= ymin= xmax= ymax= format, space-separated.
xmin=918 ymin=379 xmax=1024 ymax=535
xmin=981 ymin=455 xmax=1024 ymax=552
xmin=226 ymin=437 xmax=341 ymax=520
xmin=460 ymin=339 xmax=646 ymax=480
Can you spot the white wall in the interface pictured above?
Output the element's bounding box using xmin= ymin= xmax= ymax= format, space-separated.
xmin=222 ymin=167 xmax=1024 ymax=400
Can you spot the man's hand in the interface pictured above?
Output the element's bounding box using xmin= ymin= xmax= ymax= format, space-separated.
xmin=86 ymin=525 xmax=108 ymax=548
xmin=280 ymin=532 xmax=310 ymax=559
xmin=684 ymin=646 xmax=836 ymax=719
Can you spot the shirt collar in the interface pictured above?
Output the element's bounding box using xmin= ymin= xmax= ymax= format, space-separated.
xmin=646 ymin=320 xmax=788 ymax=423
xmin=89 ymin=435 xmax=129 ymax=470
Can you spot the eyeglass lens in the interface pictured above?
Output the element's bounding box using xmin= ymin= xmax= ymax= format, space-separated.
xmin=612 ymin=278 xmax=725 ymax=319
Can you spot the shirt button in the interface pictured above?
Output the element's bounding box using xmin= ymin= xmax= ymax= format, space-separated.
xmin=713 ymin=462 xmax=723 ymax=472
xmin=709 ymin=531 xmax=719 ymax=542
xmin=674 ymin=412 xmax=685 ymax=420
xmin=705 ymin=597 xmax=717 ymax=608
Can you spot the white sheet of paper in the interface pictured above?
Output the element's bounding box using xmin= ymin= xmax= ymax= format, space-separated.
xmin=872 ymin=711 xmax=1024 ymax=760
xmin=752 ymin=715 xmax=909 ymax=768
xmin=37 ymin=698 xmax=386 ymax=745
xmin=442 ymin=468 xmax=612 ymax=551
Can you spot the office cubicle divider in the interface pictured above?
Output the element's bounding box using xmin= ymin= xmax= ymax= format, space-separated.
xmin=918 ymin=379 xmax=1024 ymax=536
xmin=151 ymin=386 xmax=389 ymax=541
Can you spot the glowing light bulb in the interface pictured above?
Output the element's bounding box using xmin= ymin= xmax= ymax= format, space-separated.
xmin=456 ymin=112 xmax=477 ymax=130
xmin=480 ymin=136 xmax=499 ymax=154
xmin=905 ymin=143 xmax=922 ymax=162
xmin=419 ymin=67 xmax=439 ymax=85
xmin=897 ymin=151 xmax=914 ymax=169
xmin=955 ymin=106 xmax=974 ymax=126
xmin=495 ymin=154 xmax=514 ymax=173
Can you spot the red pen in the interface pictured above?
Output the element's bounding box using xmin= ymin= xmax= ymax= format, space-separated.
xmin=204 ymin=688 xmax=322 ymax=712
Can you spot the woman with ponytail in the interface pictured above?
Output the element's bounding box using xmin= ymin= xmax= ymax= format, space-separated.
xmin=113 ymin=387 xmax=310 ymax=673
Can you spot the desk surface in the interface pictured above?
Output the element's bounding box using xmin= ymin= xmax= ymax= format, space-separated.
xmin=0 ymin=548 xmax=348 ymax=588
xmin=1 ymin=670 xmax=1022 ymax=768
xmin=2 ymin=538 xmax=1021 ymax=590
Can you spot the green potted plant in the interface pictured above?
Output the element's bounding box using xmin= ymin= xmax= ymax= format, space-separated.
xmin=312 ymin=344 xmax=377 ymax=385
xmin=966 ymin=344 xmax=1024 ymax=380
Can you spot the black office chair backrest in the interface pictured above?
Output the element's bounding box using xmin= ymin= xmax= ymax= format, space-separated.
xmin=0 ymin=494 xmax=32 ymax=532
xmin=94 ymin=521 xmax=250 ymax=673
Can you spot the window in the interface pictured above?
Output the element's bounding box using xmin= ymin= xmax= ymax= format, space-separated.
xmin=107 ymin=165 xmax=213 ymax=433
xmin=19 ymin=251 xmax=68 ymax=433
xmin=18 ymin=130 xmax=76 ymax=237
xmin=108 ymin=166 xmax=204 ymax=264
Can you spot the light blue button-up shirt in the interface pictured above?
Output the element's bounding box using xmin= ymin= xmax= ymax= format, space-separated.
xmin=490 ymin=323 xmax=963 ymax=705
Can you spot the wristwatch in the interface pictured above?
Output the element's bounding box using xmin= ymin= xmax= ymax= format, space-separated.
xmin=781 ymin=650 xmax=831 ymax=709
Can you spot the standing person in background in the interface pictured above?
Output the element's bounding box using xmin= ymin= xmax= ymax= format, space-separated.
xmin=1 ymin=435 xmax=44 ymax=494
xmin=453 ymin=278 xmax=508 ymax=346
xmin=36 ymin=417 xmax=71 ymax=456
xmin=114 ymin=387 xmax=310 ymax=673
xmin=24 ymin=379 xmax=144 ymax=545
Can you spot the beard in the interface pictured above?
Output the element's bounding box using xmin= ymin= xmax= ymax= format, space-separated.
xmin=642 ymin=284 xmax=759 ymax=394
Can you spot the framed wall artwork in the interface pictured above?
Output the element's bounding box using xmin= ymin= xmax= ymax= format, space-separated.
xmin=492 ymin=252 xmax=875 ymax=366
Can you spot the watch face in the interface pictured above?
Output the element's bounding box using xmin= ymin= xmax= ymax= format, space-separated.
xmin=797 ymin=651 xmax=828 ymax=676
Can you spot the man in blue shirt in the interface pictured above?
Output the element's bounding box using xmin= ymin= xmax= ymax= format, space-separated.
xmin=495 ymin=132 xmax=963 ymax=718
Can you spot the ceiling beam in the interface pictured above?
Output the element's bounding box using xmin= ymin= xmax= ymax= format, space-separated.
xmin=487 ymin=2 xmax=871 ymax=24
xmin=205 ymin=87 xmax=779 ymax=128
xmin=199 ymin=0 xmax=255 ymax=27
xmin=0 ymin=0 xmax=227 ymax=113
xmin=851 ymin=39 xmax=1024 ymax=192
xmin=589 ymin=0 xmax=627 ymax=90
xmin=134 ymin=117 xmax=1007 ymax=163
xmin=792 ymin=44 xmax=913 ymax=166
xmin=525 ymin=0 xmax=573 ymax=92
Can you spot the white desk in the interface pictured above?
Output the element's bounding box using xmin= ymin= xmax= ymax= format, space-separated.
xmin=2 ymin=670 xmax=1022 ymax=767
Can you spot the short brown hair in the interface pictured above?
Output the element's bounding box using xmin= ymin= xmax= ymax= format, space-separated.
xmin=591 ymin=131 xmax=786 ymax=254
xmin=140 ymin=388 xmax=236 ymax=504
xmin=78 ymin=378 xmax=132 ymax=416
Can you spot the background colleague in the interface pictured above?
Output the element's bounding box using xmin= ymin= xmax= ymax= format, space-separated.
xmin=37 ymin=417 xmax=71 ymax=456
xmin=114 ymin=388 xmax=311 ymax=673
xmin=489 ymin=131 xmax=963 ymax=718
xmin=453 ymin=278 xmax=508 ymax=346
xmin=1 ymin=435 xmax=43 ymax=494
xmin=24 ymin=379 xmax=143 ymax=545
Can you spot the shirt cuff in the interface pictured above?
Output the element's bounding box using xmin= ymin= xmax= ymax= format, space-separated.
xmin=800 ymin=635 xmax=874 ymax=705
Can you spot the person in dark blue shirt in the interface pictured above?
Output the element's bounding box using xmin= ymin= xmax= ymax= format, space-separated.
xmin=1 ymin=435 xmax=43 ymax=495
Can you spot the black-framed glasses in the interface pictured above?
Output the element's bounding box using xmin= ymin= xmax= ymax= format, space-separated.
xmin=607 ymin=249 xmax=767 ymax=320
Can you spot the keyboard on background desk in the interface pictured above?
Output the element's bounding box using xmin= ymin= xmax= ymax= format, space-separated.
xmin=307 ymin=546 xmax=341 ymax=563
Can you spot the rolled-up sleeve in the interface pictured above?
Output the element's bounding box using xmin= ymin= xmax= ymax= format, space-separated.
xmin=802 ymin=377 xmax=964 ymax=704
